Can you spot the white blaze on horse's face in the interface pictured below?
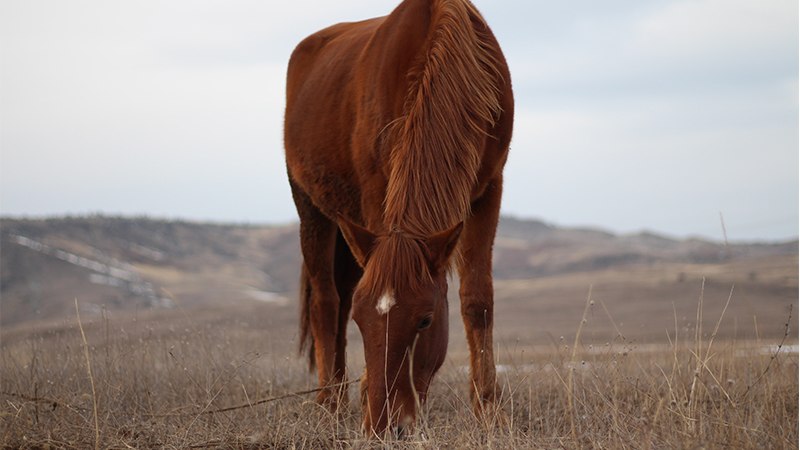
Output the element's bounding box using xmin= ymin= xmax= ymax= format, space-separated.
xmin=376 ymin=291 xmax=396 ymax=315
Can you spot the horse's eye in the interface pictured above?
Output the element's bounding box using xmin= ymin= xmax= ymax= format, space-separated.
xmin=418 ymin=315 xmax=433 ymax=330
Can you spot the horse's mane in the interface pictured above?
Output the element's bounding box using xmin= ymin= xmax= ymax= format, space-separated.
xmin=384 ymin=0 xmax=503 ymax=237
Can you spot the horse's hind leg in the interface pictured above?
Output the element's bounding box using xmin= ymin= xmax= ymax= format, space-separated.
xmin=457 ymin=177 xmax=504 ymax=422
xmin=332 ymin=229 xmax=363 ymax=406
xmin=291 ymin=180 xmax=347 ymax=409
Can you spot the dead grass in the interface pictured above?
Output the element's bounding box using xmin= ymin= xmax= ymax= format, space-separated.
xmin=1 ymin=292 xmax=797 ymax=450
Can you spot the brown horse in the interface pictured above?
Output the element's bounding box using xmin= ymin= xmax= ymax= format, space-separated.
xmin=284 ymin=0 xmax=513 ymax=436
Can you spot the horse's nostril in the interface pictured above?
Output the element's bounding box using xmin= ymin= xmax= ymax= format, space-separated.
xmin=394 ymin=424 xmax=406 ymax=439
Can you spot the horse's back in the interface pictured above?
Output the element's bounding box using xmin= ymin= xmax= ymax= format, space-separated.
xmin=285 ymin=0 xmax=513 ymax=228
xmin=285 ymin=19 xmax=380 ymax=140
xmin=286 ymin=19 xmax=380 ymax=102
xmin=285 ymin=18 xmax=384 ymax=218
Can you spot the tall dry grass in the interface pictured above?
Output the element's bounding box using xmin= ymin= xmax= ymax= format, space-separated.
xmin=1 ymin=291 xmax=797 ymax=449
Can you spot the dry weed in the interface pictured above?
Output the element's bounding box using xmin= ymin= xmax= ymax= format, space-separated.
xmin=1 ymin=294 xmax=796 ymax=449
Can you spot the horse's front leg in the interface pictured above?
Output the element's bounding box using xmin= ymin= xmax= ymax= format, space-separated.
xmin=458 ymin=178 xmax=504 ymax=421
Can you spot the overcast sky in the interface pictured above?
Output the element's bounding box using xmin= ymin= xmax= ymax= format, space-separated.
xmin=2 ymin=0 xmax=797 ymax=241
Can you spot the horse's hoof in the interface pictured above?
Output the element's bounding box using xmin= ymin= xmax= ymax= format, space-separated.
xmin=474 ymin=402 xmax=508 ymax=429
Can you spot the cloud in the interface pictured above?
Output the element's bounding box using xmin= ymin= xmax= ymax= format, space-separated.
xmin=508 ymin=0 xmax=797 ymax=97
xmin=495 ymin=0 xmax=798 ymax=239
xmin=1 ymin=0 xmax=797 ymax=239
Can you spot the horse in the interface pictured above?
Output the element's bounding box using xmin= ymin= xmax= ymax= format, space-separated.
xmin=284 ymin=0 xmax=513 ymax=436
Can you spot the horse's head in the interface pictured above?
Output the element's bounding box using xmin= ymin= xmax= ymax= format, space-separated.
xmin=339 ymin=216 xmax=462 ymax=437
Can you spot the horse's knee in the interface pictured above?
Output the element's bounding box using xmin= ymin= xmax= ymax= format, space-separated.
xmin=309 ymin=292 xmax=340 ymax=330
xmin=461 ymin=302 xmax=493 ymax=330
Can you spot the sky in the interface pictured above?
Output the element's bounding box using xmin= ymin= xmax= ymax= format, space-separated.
xmin=1 ymin=0 xmax=798 ymax=242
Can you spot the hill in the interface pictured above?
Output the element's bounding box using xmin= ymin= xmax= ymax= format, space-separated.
xmin=1 ymin=215 xmax=796 ymax=343
xmin=494 ymin=217 xmax=797 ymax=278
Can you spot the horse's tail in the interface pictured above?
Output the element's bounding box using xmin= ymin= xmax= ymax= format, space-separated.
xmin=298 ymin=263 xmax=316 ymax=372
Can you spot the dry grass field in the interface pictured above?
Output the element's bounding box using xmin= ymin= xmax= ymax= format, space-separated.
xmin=2 ymin=265 xmax=797 ymax=449
xmin=2 ymin=217 xmax=797 ymax=448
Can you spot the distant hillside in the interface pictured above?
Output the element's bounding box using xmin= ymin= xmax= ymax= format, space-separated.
xmin=1 ymin=216 xmax=300 ymax=325
xmin=1 ymin=215 xmax=796 ymax=326
xmin=494 ymin=217 xmax=798 ymax=278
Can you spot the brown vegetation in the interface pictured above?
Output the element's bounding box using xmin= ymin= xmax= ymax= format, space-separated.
xmin=1 ymin=217 xmax=796 ymax=448
xmin=1 ymin=289 xmax=796 ymax=449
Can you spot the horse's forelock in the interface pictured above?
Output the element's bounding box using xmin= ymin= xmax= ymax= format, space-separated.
xmin=361 ymin=232 xmax=433 ymax=300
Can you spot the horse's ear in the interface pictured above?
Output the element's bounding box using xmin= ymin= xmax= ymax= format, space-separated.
xmin=425 ymin=221 xmax=463 ymax=272
xmin=337 ymin=214 xmax=377 ymax=267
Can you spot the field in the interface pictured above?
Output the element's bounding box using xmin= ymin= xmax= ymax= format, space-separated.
xmin=2 ymin=258 xmax=797 ymax=449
